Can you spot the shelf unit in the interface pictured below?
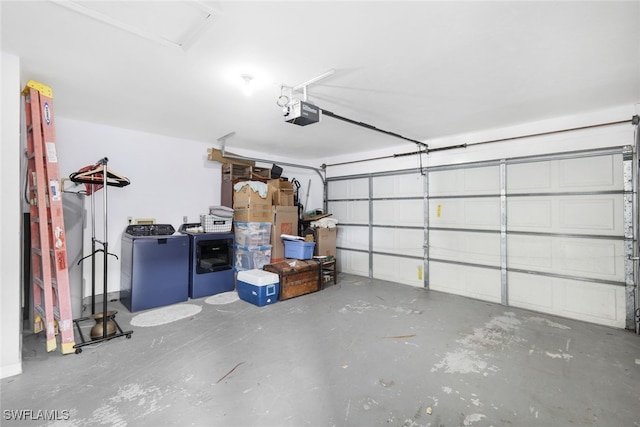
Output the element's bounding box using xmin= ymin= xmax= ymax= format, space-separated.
xmin=220 ymin=163 xmax=271 ymax=208
xmin=320 ymin=258 xmax=337 ymax=288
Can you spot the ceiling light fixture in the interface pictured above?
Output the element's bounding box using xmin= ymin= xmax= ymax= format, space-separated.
xmin=241 ymin=74 xmax=253 ymax=96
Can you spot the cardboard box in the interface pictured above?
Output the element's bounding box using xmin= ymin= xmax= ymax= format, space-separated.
xmin=314 ymin=227 xmax=337 ymax=257
xmin=274 ymin=188 xmax=294 ymax=206
xmin=233 ymin=181 xmax=273 ymax=207
xmin=270 ymin=206 xmax=299 ymax=262
xmin=234 ymin=205 xmax=272 ymax=223
xmin=207 ymin=148 xmax=255 ymax=167
xmin=268 ymin=179 xmax=295 ymax=206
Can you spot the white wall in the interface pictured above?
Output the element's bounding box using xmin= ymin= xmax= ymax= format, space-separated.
xmin=1 ymin=51 xmax=23 ymax=379
xmin=54 ymin=118 xmax=324 ymax=299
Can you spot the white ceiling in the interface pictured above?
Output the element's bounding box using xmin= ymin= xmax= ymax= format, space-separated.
xmin=2 ymin=1 xmax=639 ymax=161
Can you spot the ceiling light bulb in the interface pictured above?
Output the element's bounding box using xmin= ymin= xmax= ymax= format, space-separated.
xmin=241 ymin=74 xmax=253 ymax=96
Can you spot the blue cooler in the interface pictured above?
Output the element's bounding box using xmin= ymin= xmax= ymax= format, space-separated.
xmin=236 ymin=269 xmax=280 ymax=307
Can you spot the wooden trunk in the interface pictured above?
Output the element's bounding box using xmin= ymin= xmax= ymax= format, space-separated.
xmin=263 ymin=259 xmax=321 ymax=300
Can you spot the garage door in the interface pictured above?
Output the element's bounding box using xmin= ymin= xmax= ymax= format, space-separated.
xmin=328 ymin=171 xmax=425 ymax=287
xmin=327 ymin=145 xmax=637 ymax=329
xmin=428 ymin=149 xmax=634 ymax=328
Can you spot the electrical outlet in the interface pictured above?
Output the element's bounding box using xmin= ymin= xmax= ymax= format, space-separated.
xmin=183 ymin=216 xmax=188 ymax=223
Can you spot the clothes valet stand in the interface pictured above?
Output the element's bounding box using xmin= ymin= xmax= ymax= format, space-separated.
xmin=69 ymin=157 xmax=133 ymax=353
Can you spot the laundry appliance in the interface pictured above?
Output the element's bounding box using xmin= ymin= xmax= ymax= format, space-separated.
xmin=178 ymin=223 xmax=235 ymax=299
xmin=120 ymin=224 xmax=189 ymax=312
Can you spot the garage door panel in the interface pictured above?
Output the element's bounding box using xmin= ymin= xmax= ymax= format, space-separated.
xmin=563 ymin=282 xmax=621 ymax=323
xmin=559 ymin=156 xmax=620 ymax=189
xmin=508 ymin=274 xmax=555 ymax=310
xmin=373 ymin=227 xmax=423 ymax=258
xmin=508 ymin=195 xmax=623 ymax=235
xmin=336 ymin=226 xmax=368 ymax=251
xmin=508 ymin=162 xmax=551 ymax=190
xmin=508 ymin=235 xmax=624 ymax=281
xmin=557 ymin=240 xmax=622 ymax=277
xmin=508 ymin=236 xmax=553 ymax=268
xmin=508 ymin=154 xmax=622 ymax=193
xmin=373 ymin=199 xmax=423 ymax=226
xmin=373 ymin=174 xmax=423 ymax=198
xmin=559 ymin=198 xmax=620 ymax=232
xmin=373 ymin=254 xmax=423 ymax=287
xmin=430 ymin=198 xmax=501 ymax=230
xmin=329 ymin=200 xmax=369 ymax=225
xmin=429 ymin=166 xmax=499 ymax=196
xmin=429 ymin=262 xmax=501 ymax=303
xmin=508 ymin=272 xmax=625 ymax=328
xmin=508 ymin=200 xmax=552 ymax=228
xmin=328 ymin=178 xmax=369 ymax=199
xmin=465 ymin=199 xmax=501 ymax=227
xmin=337 ymin=249 xmax=369 ymax=276
xmin=430 ymin=230 xmax=500 ymax=266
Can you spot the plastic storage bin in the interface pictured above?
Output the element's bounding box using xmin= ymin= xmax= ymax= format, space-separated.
xmin=234 ymin=222 xmax=272 ymax=246
xmin=283 ymin=240 xmax=315 ymax=260
xmin=234 ymin=244 xmax=272 ymax=271
xmin=236 ymin=269 xmax=280 ymax=307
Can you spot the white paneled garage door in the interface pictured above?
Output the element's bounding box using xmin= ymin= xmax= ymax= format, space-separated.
xmin=505 ymin=155 xmax=628 ymax=327
xmin=328 ymin=171 xmax=425 ymax=287
xmin=428 ymin=163 xmax=503 ymax=303
xmin=327 ymin=145 xmax=637 ymax=329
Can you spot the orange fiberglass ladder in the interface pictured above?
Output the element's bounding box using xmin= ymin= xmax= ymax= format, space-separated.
xmin=23 ymin=80 xmax=75 ymax=354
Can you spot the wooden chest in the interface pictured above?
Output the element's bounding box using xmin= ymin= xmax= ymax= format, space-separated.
xmin=263 ymin=259 xmax=321 ymax=300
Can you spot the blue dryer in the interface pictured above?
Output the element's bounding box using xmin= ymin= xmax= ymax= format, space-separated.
xmin=120 ymin=224 xmax=189 ymax=312
xmin=179 ymin=223 xmax=235 ymax=299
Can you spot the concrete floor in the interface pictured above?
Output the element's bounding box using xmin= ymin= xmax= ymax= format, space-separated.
xmin=2 ymin=274 xmax=640 ymax=427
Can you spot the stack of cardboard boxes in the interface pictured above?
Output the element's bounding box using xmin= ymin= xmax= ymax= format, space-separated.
xmin=233 ymin=180 xmax=299 ymax=263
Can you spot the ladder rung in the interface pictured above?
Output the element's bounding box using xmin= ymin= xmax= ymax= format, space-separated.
xmin=34 ymin=305 xmax=46 ymax=319
xmin=35 ymin=306 xmax=62 ymax=333
xmin=30 ymin=216 xmax=53 ymax=225
xmin=33 ymin=276 xmax=44 ymax=289
xmin=33 ymin=305 xmax=60 ymax=330
xmin=33 ymin=275 xmax=59 ymax=290
xmin=31 ymin=246 xmax=60 ymax=260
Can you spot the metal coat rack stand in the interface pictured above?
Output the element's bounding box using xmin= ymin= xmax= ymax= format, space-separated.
xmin=69 ymin=157 xmax=133 ymax=353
